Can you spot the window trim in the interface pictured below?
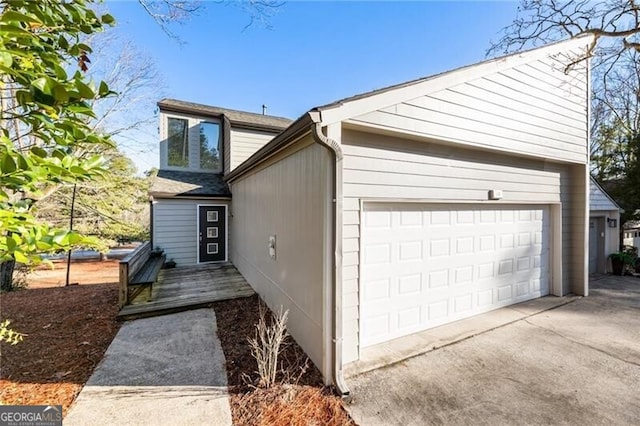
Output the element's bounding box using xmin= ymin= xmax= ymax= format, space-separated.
xmin=166 ymin=116 xmax=190 ymax=168
xmin=199 ymin=120 xmax=223 ymax=172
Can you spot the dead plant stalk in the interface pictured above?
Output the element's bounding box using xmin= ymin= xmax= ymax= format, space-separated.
xmin=247 ymin=304 xmax=289 ymax=388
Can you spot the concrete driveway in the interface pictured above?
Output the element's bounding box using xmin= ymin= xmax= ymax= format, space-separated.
xmin=347 ymin=275 xmax=640 ymax=426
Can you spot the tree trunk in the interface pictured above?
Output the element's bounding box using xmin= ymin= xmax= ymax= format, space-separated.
xmin=0 ymin=260 xmax=16 ymax=291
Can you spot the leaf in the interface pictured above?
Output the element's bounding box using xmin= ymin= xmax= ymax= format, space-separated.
xmin=0 ymin=11 xmax=41 ymax=24
xmin=6 ymin=236 xmax=16 ymax=252
xmin=52 ymin=85 xmax=69 ymax=102
xmin=0 ymin=50 xmax=12 ymax=67
xmin=101 ymin=14 xmax=115 ymax=25
xmin=53 ymin=64 xmax=67 ymax=80
xmin=30 ymin=146 xmax=47 ymax=158
xmin=16 ymin=153 xmax=28 ymax=170
xmin=32 ymin=77 xmax=52 ymax=95
xmin=2 ymin=153 xmax=16 ymax=173
xmin=98 ymin=81 xmax=109 ymax=97
xmin=67 ymin=233 xmax=83 ymax=244
xmin=52 ymin=231 xmax=68 ymax=245
xmin=36 ymin=240 xmax=51 ymax=250
xmin=0 ymin=24 xmax=31 ymax=36
xmin=85 ymin=155 xmax=105 ymax=169
xmin=66 ymin=104 xmax=94 ymax=115
xmin=75 ymin=80 xmax=94 ymax=99
xmin=14 ymin=251 xmax=28 ymax=264
xmin=58 ymin=35 xmax=69 ymax=50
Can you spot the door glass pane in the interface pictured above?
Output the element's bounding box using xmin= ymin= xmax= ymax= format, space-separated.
xmin=207 ymin=211 xmax=218 ymax=222
xmin=207 ymin=243 xmax=219 ymax=254
xmin=200 ymin=122 xmax=222 ymax=171
xmin=207 ymin=227 xmax=218 ymax=238
xmin=167 ymin=118 xmax=189 ymax=167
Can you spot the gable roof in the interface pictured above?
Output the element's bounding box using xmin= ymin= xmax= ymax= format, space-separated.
xmin=590 ymin=176 xmax=622 ymax=211
xmin=313 ymin=34 xmax=593 ymax=125
xmin=150 ymin=170 xmax=231 ymax=198
xmin=158 ymin=98 xmax=293 ymax=132
xmin=227 ymin=35 xmax=593 ymax=183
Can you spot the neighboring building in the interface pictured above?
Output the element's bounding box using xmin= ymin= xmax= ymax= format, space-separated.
xmin=152 ymin=36 xmax=593 ymax=392
xmin=623 ymin=223 xmax=640 ymax=252
xmin=588 ymin=177 xmax=621 ymax=273
xmin=149 ymin=99 xmax=292 ymax=266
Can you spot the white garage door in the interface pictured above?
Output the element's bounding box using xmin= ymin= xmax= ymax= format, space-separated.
xmin=361 ymin=204 xmax=550 ymax=347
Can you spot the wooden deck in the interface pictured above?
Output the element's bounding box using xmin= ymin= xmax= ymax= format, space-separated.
xmin=117 ymin=263 xmax=255 ymax=320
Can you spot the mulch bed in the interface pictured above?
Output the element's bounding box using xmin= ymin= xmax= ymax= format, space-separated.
xmin=213 ymin=295 xmax=355 ymax=425
xmin=0 ymin=262 xmax=121 ymax=416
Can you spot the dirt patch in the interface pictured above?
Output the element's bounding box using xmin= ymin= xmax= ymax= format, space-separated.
xmin=213 ymin=295 xmax=355 ymax=425
xmin=1 ymin=265 xmax=121 ymax=415
xmin=24 ymin=259 xmax=120 ymax=289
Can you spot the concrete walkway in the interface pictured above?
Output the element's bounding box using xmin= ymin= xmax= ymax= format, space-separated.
xmin=65 ymin=309 xmax=232 ymax=426
xmin=347 ymin=275 xmax=640 ymax=425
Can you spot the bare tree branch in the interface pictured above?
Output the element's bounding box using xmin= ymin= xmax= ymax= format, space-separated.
xmin=137 ymin=0 xmax=202 ymax=43
xmin=490 ymin=1 xmax=640 ymax=225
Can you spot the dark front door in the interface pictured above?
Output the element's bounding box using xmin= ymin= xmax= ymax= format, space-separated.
xmin=199 ymin=205 xmax=226 ymax=263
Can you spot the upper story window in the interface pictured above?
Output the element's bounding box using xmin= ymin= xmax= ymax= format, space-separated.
xmin=200 ymin=122 xmax=222 ymax=171
xmin=167 ymin=117 xmax=189 ymax=167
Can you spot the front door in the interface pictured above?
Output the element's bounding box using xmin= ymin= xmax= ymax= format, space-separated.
xmin=589 ymin=217 xmax=603 ymax=274
xmin=198 ymin=205 xmax=226 ymax=263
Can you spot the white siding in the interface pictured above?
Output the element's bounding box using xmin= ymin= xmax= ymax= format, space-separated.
xmin=340 ymin=129 xmax=581 ymax=364
xmin=588 ymin=178 xmax=620 ymax=272
xmin=590 ymin=179 xmax=618 ymax=211
xmin=623 ymin=229 xmax=640 ymax=252
xmin=153 ymin=198 xmax=231 ymax=266
xmin=230 ymin=128 xmax=278 ymax=171
xmin=349 ymin=54 xmax=587 ymax=164
xmin=230 ymin=140 xmax=331 ymax=379
xmin=559 ymin=164 xmax=588 ymax=292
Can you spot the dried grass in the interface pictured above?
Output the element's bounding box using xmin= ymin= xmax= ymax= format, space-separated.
xmin=234 ymin=385 xmax=355 ymax=426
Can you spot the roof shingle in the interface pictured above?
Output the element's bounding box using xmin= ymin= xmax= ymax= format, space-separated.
xmin=158 ymin=98 xmax=292 ymax=131
xmin=150 ymin=170 xmax=231 ymax=198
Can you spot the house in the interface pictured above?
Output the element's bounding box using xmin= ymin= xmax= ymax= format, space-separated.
xmin=151 ymin=35 xmax=594 ymax=394
xmin=589 ymin=177 xmax=621 ymax=273
xmin=149 ymin=99 xmax=292 ymax=265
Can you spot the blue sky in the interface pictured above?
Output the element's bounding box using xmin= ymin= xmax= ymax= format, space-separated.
xmin=103 ymin=1 xmax=520 ymax=173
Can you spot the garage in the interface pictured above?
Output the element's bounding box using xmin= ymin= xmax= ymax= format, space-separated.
xmin=360 ymin=203 xmax=550 ymax=347
xmin=225 ymin=36 xmax=591 ymax=385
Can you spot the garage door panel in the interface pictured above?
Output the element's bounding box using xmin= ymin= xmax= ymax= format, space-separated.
xmin=361 ymin=204 xmax=550 ymax=347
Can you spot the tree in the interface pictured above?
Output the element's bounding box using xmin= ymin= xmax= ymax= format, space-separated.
xmin=489 ymin=1 xmax=640 ymax=66
xmin=591 ymin=50 xmax=640 ymax=175
xmin=34 ymin=147 xmax=152 ymax=245
xmin=136 ymin=0 xmax=283 ymax=39
xmin=489 ymin=0 xmax=640 ymax=233
xmin=602 ymin=134 xmax=640 ymax=230
xmin=0 ymin=0 xmax=114 ymax=290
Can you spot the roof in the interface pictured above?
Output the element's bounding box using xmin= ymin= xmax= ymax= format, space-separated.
xmin=590 ymin=176 xmax=622 ymax=211
xmin=158 ymin=99 xmax=292 ymax=132
xmin=313 ymin=34 xmax=594 ymax=124
xmin=150 ymin=170 xmax=231 ymax=198
xmin=227 ymin=35 xmax=594 ymax=183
